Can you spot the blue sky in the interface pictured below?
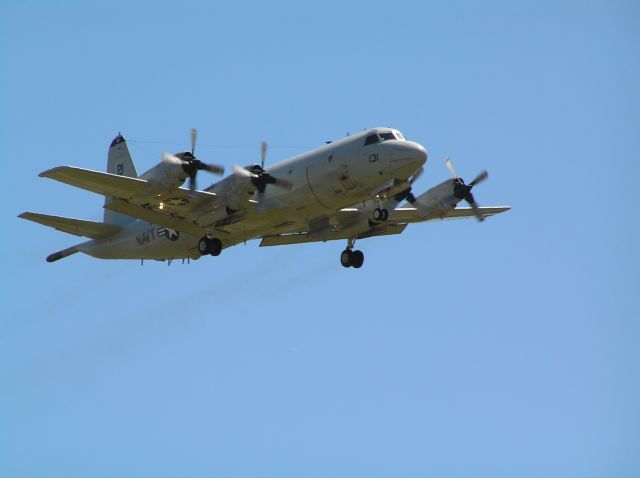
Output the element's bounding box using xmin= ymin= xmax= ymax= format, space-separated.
xmin=1 ymin=1 xmax=639 ymax=476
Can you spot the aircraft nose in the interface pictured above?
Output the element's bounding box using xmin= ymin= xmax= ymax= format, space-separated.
xmin=410 ymin=142 xmax=428 ymax=166
xmin=396 ymin=141 xmax=427 ymax=168
xmin=386 ymin=141 xmax=428 ymax=177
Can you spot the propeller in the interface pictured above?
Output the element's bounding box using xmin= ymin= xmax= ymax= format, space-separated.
xmin=232 ymin=141 xmax=292 ymax=193
xmin=163 ymin=128 xmax=225 ymax=191
xmin=230 ymin=142 xmax=292 ymax=212
xmin=394 ymin=166 xmax=424 ymax=203
xmin=233 ymin=163 xmax=292 ymax=193
xmin=444 ymin=156 xmax=488 ymax=222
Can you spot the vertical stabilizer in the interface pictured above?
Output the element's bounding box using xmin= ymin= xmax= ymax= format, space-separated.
xmin=104 ymin=134 xmax=138 ymax=225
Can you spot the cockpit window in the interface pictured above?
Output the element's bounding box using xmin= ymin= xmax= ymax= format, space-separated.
xmin=364 ymin=134 xmax=379 ymax=146
xmin=395 ymin=131 xmax=405 ymax=140
xmin=379 ymin=132 xmax=396 ymax=141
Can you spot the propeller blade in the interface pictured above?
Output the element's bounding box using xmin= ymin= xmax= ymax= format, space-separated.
xmin=465 ymin=193 xmax=485 ymax=222
xmin=200 ymin=162 xmax=225 ymax=175
xmin=253 ymin=190 xmax=268 ymax=213
xmin=271 ymin=176 xmax=293 ymax=190
xmin=444 ymin=157 xmax=459 ymax=179
xmin=261 ymin=141 xmax=267 ymax=169
xmin=470 ymin=170 xmax=488 ymax=187
xmin=470 ymin=203 xmax=484 ymax=222
xmin=188 ymin=172 xmax=196 ymax=192
xmin=191 ymin=128 xmax=197 ymax=155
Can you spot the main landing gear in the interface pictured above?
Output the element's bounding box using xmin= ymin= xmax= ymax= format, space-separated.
xmin=198 ymin=236 xmax=222 ymax=256
xmin=340 ymin=238 xmax=364 ymax=269
xmin=372 ymin=207 xmax=389 ymax=222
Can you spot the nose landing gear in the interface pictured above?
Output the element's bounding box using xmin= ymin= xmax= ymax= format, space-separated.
xmin=340 ymin=238 xmax=364 ymax=269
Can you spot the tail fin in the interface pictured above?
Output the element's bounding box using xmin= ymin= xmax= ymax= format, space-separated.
xmin=104 ymin=134 xmax=138 ymax=226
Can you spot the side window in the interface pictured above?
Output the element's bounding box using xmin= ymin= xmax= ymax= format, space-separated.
xmin=364 ymin=134 xmax=379 ymax=146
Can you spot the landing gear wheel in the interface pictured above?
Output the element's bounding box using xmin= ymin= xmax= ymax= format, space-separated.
xmin=340 ymin=249 xmax=352 ymax=268
xmin=209 ymin=238 xmax=222 ymax=256
xmin=198 ymin=237 xmax=210 ymax=255
xmin=351 ymin=250 xmax=364 ymax=268
xmin=198 ymin=237 xmax=223 ymax=256
xmin=372 ymin=207 xmax=389 ymax=222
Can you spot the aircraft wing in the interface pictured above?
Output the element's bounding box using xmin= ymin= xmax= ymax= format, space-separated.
xmin=260 ymin=223 xmax=407 ymax=247
xmin=39 ymin=166 xmax=218 ymax=224
xmin=104 ymin=198 xmax=204 ymax=236
xmin=259 ymin=205 xmax=509 ymax=247
xmin=390 ymin=206 xmax=511 ymax=223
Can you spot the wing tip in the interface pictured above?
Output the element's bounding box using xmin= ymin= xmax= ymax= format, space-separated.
xmin=39 ymin=166 xmax=65 ymax=178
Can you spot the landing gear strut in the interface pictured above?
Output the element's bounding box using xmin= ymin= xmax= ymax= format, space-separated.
xmin=340 ymin=238 xmax=364 ymax=269
xmin=198 ymin=236 xmax=222 ymax=256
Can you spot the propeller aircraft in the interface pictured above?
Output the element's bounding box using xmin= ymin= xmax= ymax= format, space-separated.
xmin=20 ymin=127 xmax=510 ymax=268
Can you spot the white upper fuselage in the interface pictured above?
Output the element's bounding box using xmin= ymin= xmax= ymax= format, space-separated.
xmin=204 ymin=127 xmax=427 ymax=226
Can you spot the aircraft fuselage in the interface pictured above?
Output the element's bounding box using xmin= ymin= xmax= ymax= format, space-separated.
xmin=79 ymin=127 xmax=427 ymax=260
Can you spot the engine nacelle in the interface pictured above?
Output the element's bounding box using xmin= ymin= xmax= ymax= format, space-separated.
xmin=203 ymin=172 xmax=258 ymax=212
xmin=411 ymin=179 xmax=460 ymax=218
xmin=138 ymin=158 xmax=188 ymax=189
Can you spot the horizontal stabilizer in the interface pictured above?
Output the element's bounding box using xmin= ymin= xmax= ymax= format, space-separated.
xmin=19 ymin=212 xmax=121 ymax=239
